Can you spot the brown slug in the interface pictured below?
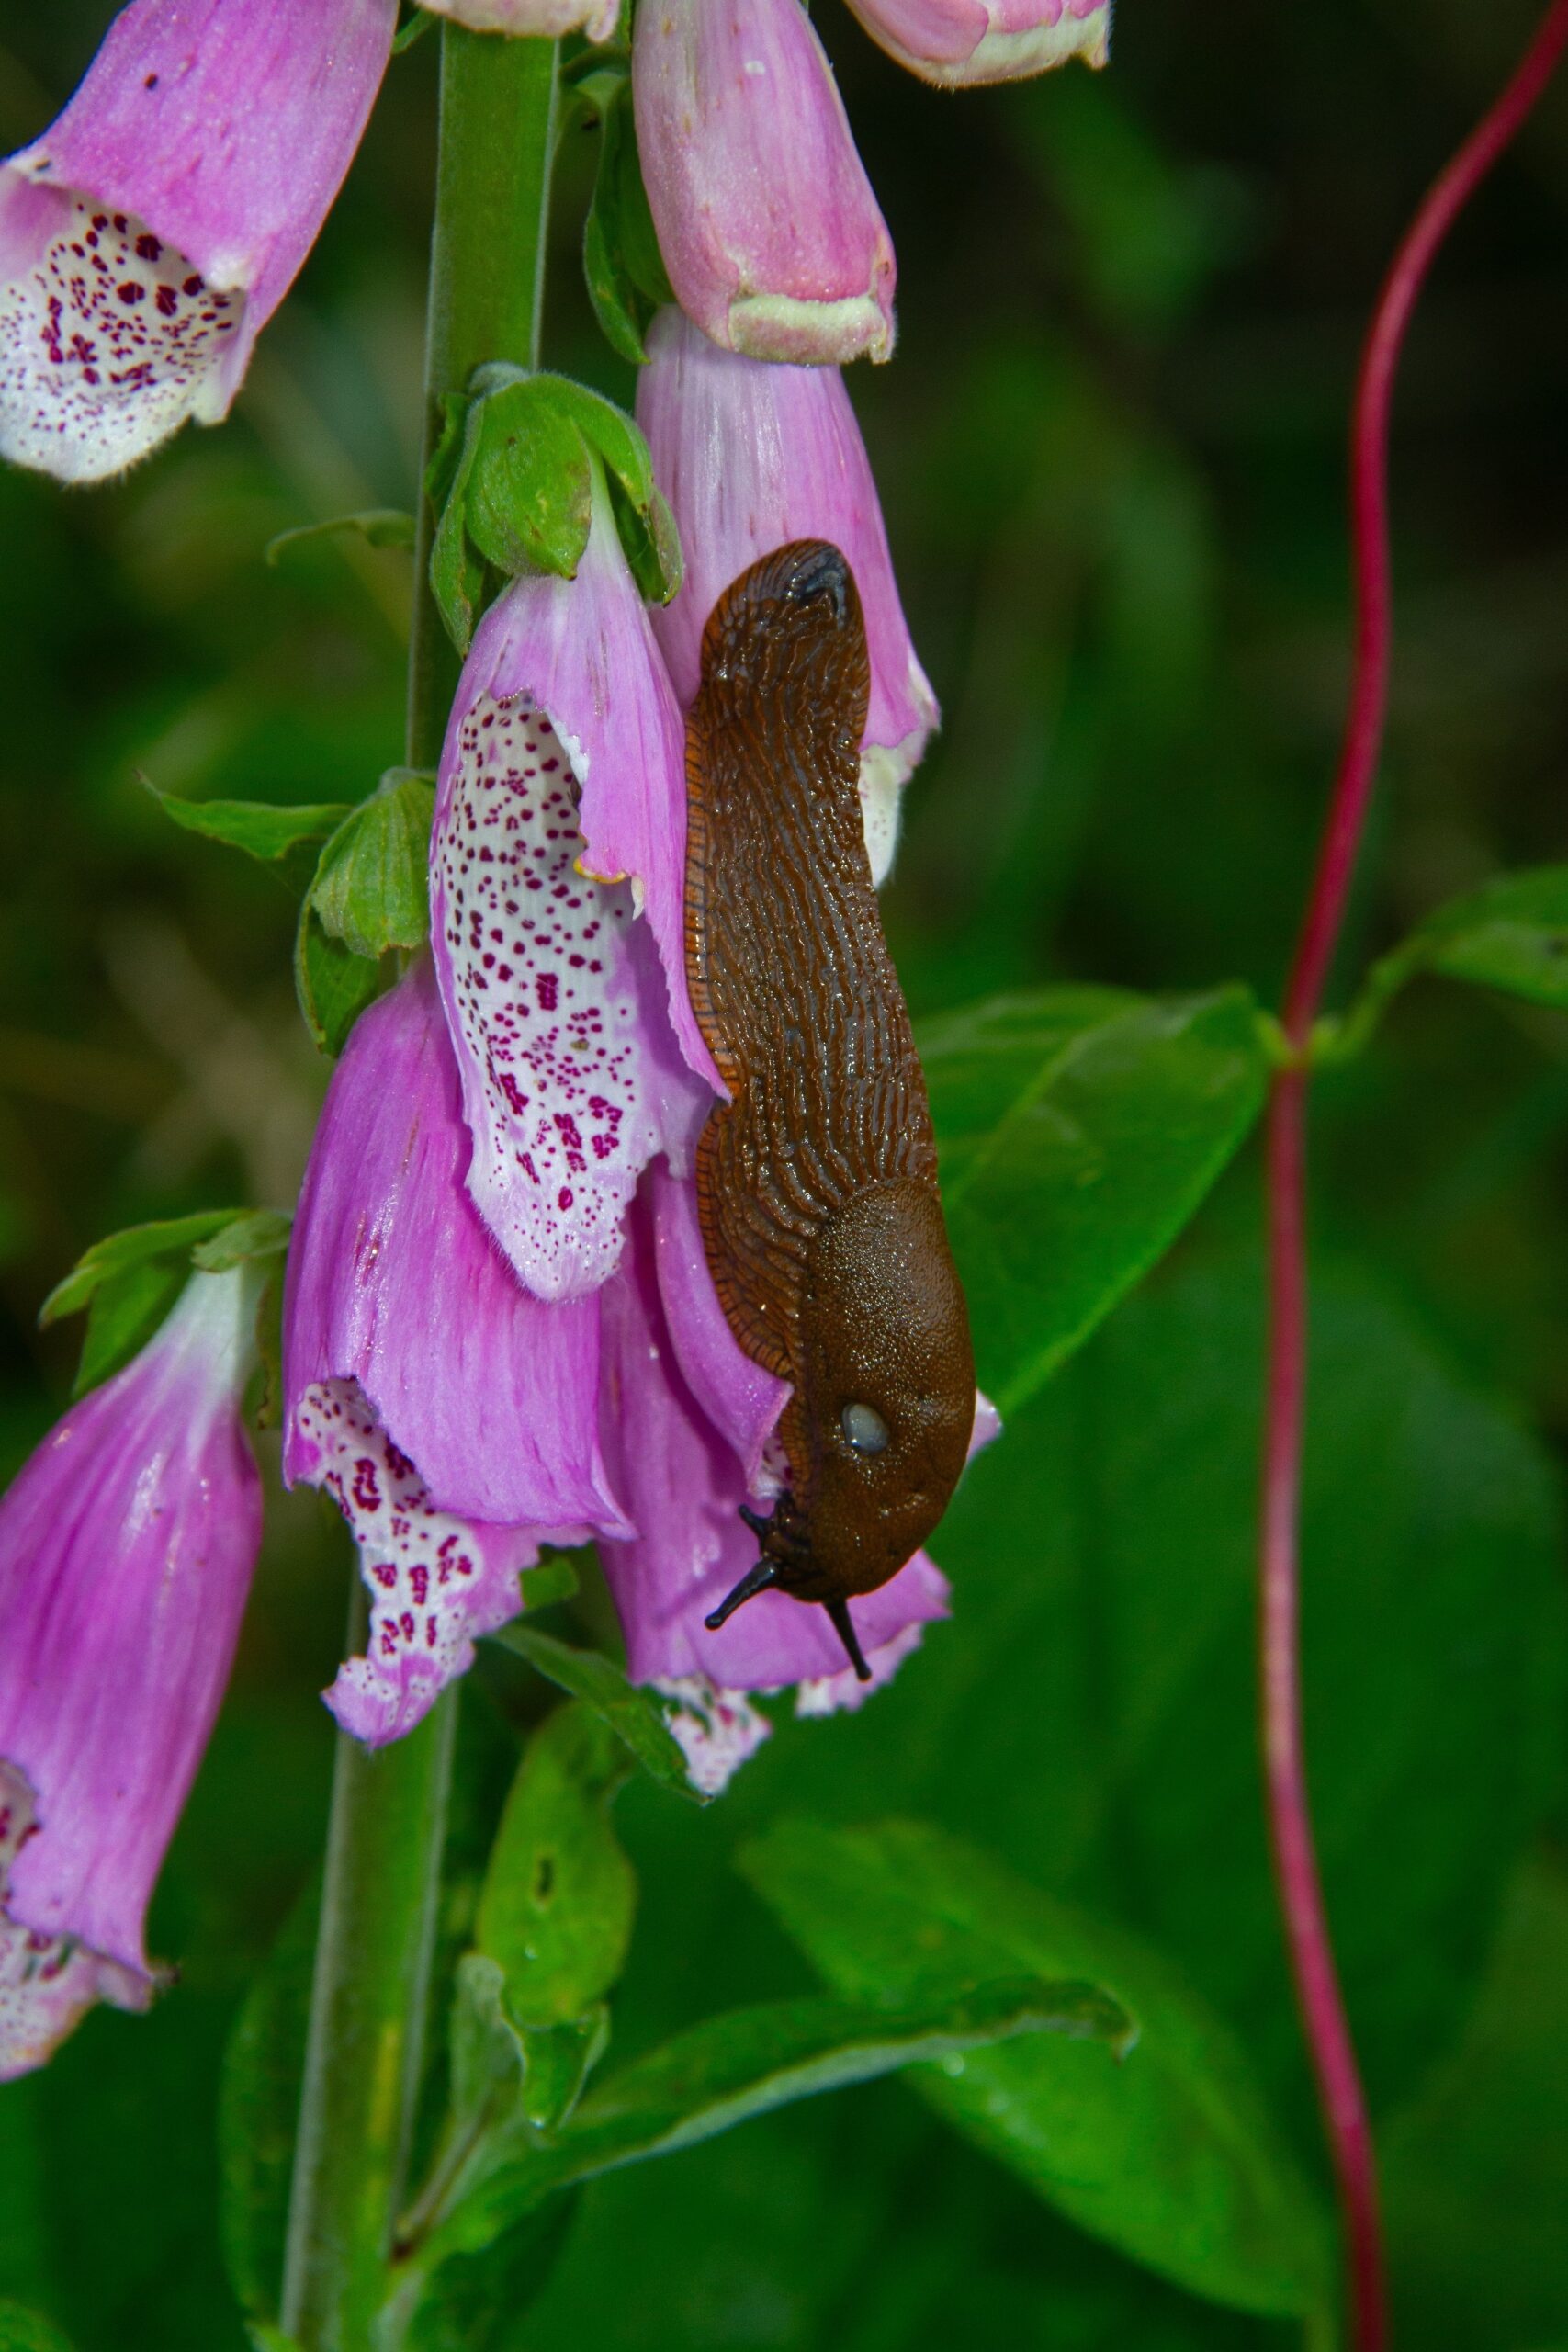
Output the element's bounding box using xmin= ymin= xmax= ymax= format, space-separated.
xmin=682 ymin=539 xmax=976 ymax=1680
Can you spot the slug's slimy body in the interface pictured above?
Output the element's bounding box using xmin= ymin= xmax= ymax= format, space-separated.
xmin=682 ymin=540 xmax=976 ymax=1678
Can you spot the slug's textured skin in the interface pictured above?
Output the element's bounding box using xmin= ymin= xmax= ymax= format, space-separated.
xmin=684 ymin=540 xmax=976 ymax=1646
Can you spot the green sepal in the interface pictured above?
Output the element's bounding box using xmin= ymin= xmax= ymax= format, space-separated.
xmin=580 ymin=70 xmax=673 ymax=366
xmin=489 ymin=1623 xmax=702 ymax=1803
xmin=294 ymin=901 xmax=386 ymax=1058
xmin=143 ymin=779 xmax=352 ymax=864
xmin=517 ymin=1555 xmax=581 ymax=1612
xmin=426 ymin=365 xmax=682 ymax=654
xmin=39 ymin=1208 xmax=280 ymax=1400
xmin=310 ymin=769 xmax=435 ymax=962
xmin=264 ymin=508 xmax=416 ymax=566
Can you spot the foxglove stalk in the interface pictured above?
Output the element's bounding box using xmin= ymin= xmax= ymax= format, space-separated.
xmin=429 ymin=462 xmax=716 ymax=1305
xmin=844 ymin=0 xmax=1109 ymax=85
xmin=0 ymin=1267 xmax=262 ymax=2077
xmin=0 ymin=0 xmax=396 ymax=483
xmin=423 ymin=0 xmax=619 ymax=33
xmin=633 ymin=0 xmax=896 ymax=367
xmin=637 ymin=304 xmax=938 ymax=883
xmin=283 ymin=957 xmax=630 ymax=1748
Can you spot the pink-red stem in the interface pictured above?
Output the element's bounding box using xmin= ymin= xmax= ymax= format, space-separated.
xmin=1260 ymin=11 xmax=1568 ymax=2349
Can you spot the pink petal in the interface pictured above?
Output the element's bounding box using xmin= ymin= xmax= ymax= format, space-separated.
xmin=636 ymin=306 xmax=938 ymax=882
xmin=284 ymin=958 xmax=625 ymax=1532
xmin=423 ymin=0 xmax=619 ymax=36
xmin=648 ymin=1157 xmax=790 ymax=1489
xmin=430 ymin=506 xmax=716 ymax=1304
xmin=634 ymin=0 xmax=896 ymax=367
xmin=0 ymin=0 xmax=395 ymax=481
xmin=0 ymin=1269 xmax=261 ymax=2049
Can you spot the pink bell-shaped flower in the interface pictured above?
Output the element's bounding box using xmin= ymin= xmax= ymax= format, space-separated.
xmin=283 ymin=957 xmax=632 ymax=1748
xmin=844 ymin=0 xmax=1109 ymax=87
xmin=428 ymin=462 xmax=716 ymax=1306
xmin=0 ymin=0 xmax=397 ymax=483
xmin=0 ymin=1265 xmax=263 ymax=2077
xmin=633 ymin=0 xmax=897 ymax=367
xmin=636 ymin=304 xmax=938 ymax=883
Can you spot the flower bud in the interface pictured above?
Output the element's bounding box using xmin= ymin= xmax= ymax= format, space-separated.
xmin=423 ymin=0 xmax=620 ymax=34
xmin=844 ymin=0 xmax=1109 ymax=86
xmin=0 ymin=0 xmax=396 ymax=482
xmin=633 ymin=0 xmax=896 ymax=366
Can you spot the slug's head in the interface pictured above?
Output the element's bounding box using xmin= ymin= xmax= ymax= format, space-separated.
xmin=705 ymin=1182 xmax=976 ymax=1679
xmin=702 ymin=538 xmax=870 ymax=752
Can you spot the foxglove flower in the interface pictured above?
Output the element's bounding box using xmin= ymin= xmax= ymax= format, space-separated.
xmin=284 ymin=957 xmax=631 ymax=1747
xmin=633 ymin=0 xmax=896 ymax=367
xmin=424 ymin=0 xmax=619 ymax=33
xmin=844 ymin=0 xmax=1109 ymax=85
xmin=0 ymin=1266 xmax=263 ymax=2078
xmin=429 ymin=460 xmax=716 ymax=1305
xmin=637 ymin=304 xmax=938 ymax=884
xmin=0 ymin=0 xmax=397 ymax=483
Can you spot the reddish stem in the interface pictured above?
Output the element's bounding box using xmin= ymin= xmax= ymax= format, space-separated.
xmin=1260 ymin=10 xmax=1568 ymax=2349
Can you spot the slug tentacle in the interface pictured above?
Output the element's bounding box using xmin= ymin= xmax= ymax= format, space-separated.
xmin=684 ymin=540 xmax=976 ymax=1677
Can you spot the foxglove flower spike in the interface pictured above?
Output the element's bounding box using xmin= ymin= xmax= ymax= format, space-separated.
xmin=0 ymin=0 xmax=397 ymax=483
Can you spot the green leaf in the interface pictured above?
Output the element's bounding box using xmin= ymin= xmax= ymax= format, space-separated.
xmin=396 ymin=2202 xmax=579 ymax=2352
xmin=531 ymin=376 xmax=681 ymax=604
xmin=467 ymin=379 xmax=594 ymax=582
xmin=190 ymin=1208 xmax=292 ymax=1272
xmin=294 ymin=903 xmax=385 ymax=1057
xmin=476 ymin=1704 xmax=637 ymax=2030
xmin=143 ymin=781 xmax=353 ymax=863
xmin=1383 ymin=1856 xmax=1568 ymax=2350
xmin=433 ymin=1976 xmax=1128 ymax=2261
xmin=265 ymin=508 xmax=416 ymax=565
xmin=742 ymin=1819 xmax=1330 ymax=2322
xmin=309 ymin=769 xmax=434 ymax=961
xmin=0 ymin=2306 xmax=75 ymax=2352
xmin=517 ymin=2010 xmax=610 ymax=2136
xmin=917 ymin=984 xmax=1268 ymax=1415
xmin=392 ymin=6 xmax=438 ymax=53
xmin=219 ymin=1879 xmax=319 ymax=2322
xmin=428 ymin=393 xmax=489 ymax=655
xmin=516 ymin=1556 xmax=581 ymax=1613
xmin=447 ymin=1953 xmax=527 ymax=2134
xmin=1334 ymin=865 xmax=1568 ymax=1057
xmin=490 ymin=1625 xmax=700 ymax=1803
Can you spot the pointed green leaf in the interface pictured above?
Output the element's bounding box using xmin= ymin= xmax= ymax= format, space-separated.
xmin=518 ymin=2008 xmax=609 ymax=2136
xmin=309 ymin=770 xmax=434 ymax=961
xmin=39 ymin=1210 xmax=254 ymax=1396
xmin=490 ymin=1624 xmax=700 ymax=1803
xmin=143 ymin=781 xmax=352 ymax=864
xmin=741 ymin=1819 xmax=1332 ymax=2322
xmin=476 ymin=1704 xmax=637 ymax=2030
xmin=1333 ymin=865 xmax=1568 ymax=1057
xmin=431 ymin=1977 xmax=1128 ymax=2260
xmin=265 ymin=508 xmax=416 ymax=566
xmin=429 ymin=393 xmax=490 ymax=655
xmin=917 ymin=984 xmax=1268 ymax=1415
xmin=530 ymin=375 xmax=681 ymax=603
xmin=39 ymin=1210 xmax=243 ymax=1327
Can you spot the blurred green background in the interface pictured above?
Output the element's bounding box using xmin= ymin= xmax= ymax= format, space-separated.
xmin=2 ymin=2 xmax=1568 ymax=2346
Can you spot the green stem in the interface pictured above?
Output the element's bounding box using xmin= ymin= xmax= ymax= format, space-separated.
xmin=281 ymin=30 xmax=561 ymax=2347
xmin=407 ymin=26 xmax=560 ymax=769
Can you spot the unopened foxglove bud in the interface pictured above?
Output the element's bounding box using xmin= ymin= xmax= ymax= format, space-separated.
xmin=423 ymin=0 xmax=620 ymax=36
xmin=0 ymin=0 xmax=396 ymax=482
xmin=845 ymin=0 xmax=1109 ymax=86
xmin=633 ymin=0 xmax=896 ymax=366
